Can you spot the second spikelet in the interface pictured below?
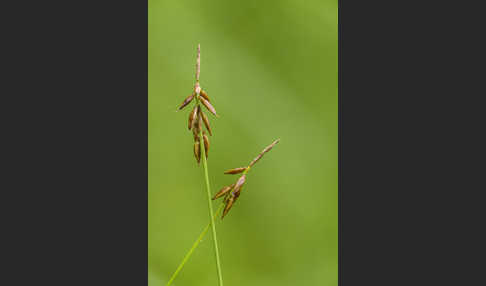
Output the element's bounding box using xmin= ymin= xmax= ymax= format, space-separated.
xmin=214 ymin=139 xmax=280 ymax=218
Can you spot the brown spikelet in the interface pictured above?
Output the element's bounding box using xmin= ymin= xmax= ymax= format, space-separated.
xmin=200 ymin=97 xmax=217 ymax=116
xmin=200 ymin=89 xmax=210 ymax=102
xmin=194 ymin=141 xmax=201 ymax=164
xmin=222 ymin=196 xmax=235 ymax=219
xmin=233 ymin=174 xmax=246 ymax=194
xmin=178 ymin=93 xmax=195 ymax=110
xmin=224 ymin=167 xmax=247 ymax=175
xmin=200 ymin=111 xmax=212 ymax=136
xmin=203 ymin=132 xmax=210 ymax=159
xmin=192 ymin=126 xmax=199 ymax=142
xmin=212 ymin=183 xmax=235 ymax=200
xmin=249 ymin=139 xmax=280 ymax=167
xmin=197 ymin=111 xmax=203 ymax=132
xmin=188 ymin=105 xmax=199 ymax=130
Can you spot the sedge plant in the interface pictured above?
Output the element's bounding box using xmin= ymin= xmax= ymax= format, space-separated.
xmin=167 ymin=44 xmax=279 ymax=285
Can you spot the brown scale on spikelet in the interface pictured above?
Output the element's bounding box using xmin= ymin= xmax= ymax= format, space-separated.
xmin=214 ymin=139 xmax=280 ymax=219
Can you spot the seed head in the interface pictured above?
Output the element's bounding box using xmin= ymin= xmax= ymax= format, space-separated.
xmin=179 ymin=44 xmax=218 ymax=166
xmin=217 ymin=139 xmax=279 ymax=218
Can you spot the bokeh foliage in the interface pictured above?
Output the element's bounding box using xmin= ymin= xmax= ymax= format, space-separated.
xmin=149 ymin=0 xmax=337 ymax=285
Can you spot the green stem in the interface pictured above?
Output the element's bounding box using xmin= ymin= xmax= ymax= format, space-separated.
xmin=198 ymin=116 xmax=224 ymax=286
xmin=165 ymin=203 xmax=224 ymax=286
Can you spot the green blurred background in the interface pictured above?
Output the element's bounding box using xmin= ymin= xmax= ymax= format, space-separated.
xmin=149 ymin=0 xmax=337 ymax=285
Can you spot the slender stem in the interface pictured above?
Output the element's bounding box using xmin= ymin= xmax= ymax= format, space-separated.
xmin=165 ymin=203 xmax=225 ymax=286
xmin=198 ymin=122 xmax=224 ymax=286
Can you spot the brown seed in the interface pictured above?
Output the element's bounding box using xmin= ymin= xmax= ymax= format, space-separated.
xmin=222 ymin=196 xmax=235 ymax=219
xmin=203 ymin=132 xmax=210 ymax=159
xmin=200 ymin=110 xmax=212 ymax=136
xmin=192 ymin=127 xmax=199 ymax=142
xmin=224 ymin=167 xmax=247 ymax=175
xmin=249 ymin=139 xmax=280 ymax=167
xmin=178 ymin=93 xmax=195 ymax=110
xmin=188 ymin=105 xmax=199 ymax=130
xmin=233 ymin=174 xmax=246 ymax=194
xmin=200 ymin=97 xmax=217 ymax=116
xmin=194 ymin=141 xmax=201 ymax=164
xmin=212 ymin=183 xmax=235 ymax=200
xmin=200 ymin=89 xmax=210 ymax=102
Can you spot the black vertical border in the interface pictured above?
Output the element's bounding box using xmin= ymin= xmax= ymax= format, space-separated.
xmin=338 ymin=0 xmax=342 ymax=285
xmin=2 ymin=1 xmax=148 ymax=285
xmin=338 ymin=1 xmax=482 ymax=285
